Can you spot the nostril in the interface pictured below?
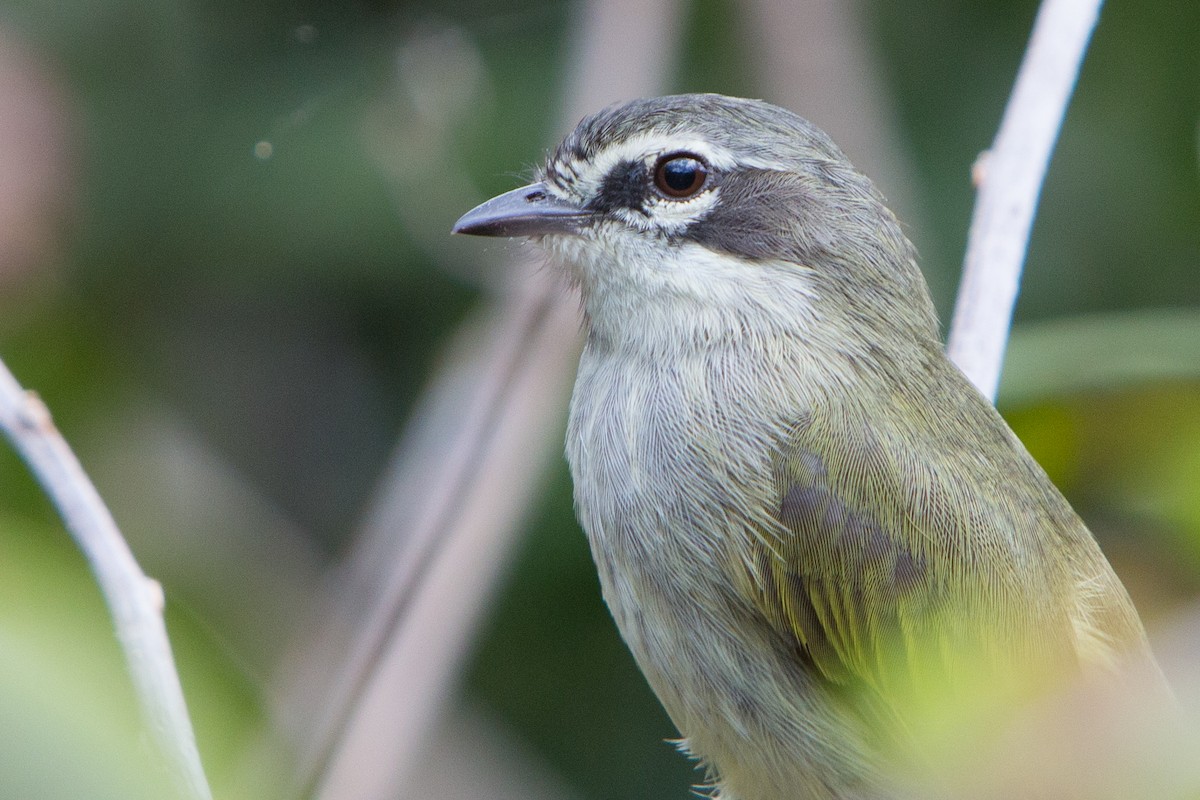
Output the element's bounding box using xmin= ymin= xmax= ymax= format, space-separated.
xmin=525 ymin=190 xmax=546 ymax=203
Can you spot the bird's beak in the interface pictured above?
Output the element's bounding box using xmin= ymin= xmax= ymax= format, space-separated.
xmin=452 ymin=182 xmax=587 ymax=238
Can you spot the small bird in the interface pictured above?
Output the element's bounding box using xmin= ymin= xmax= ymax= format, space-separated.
xmin=453 ymin=94 xmax=1161 ymax=799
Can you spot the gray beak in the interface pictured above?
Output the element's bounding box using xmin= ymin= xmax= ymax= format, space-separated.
xmin=452 ymin=182 xmax=587 ymax=237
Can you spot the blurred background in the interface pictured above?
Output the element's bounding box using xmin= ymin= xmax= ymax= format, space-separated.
xmin=0 ymin=0 xmax=1197 ymax=798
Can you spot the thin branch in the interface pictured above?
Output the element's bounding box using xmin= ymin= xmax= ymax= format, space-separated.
xmin=0 ymin=358 xmax=212 ymax=800
xmin=287 ymin=276 xmax=582 ymax=800
xmin=946 ymin=0 xmax=1104 ymax=400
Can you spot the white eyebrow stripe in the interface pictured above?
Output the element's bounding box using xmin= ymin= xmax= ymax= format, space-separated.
xmin=583 ymin=132 xmax=741 ymax=175
xmin=581 ymin=131 xmax=788 ymax=171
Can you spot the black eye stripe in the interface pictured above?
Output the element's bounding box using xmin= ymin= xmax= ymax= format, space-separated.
xmin=579 ymin=151 xmax=717 ymax=217
xmin=590 ymin=158 xmax=650 ymax=214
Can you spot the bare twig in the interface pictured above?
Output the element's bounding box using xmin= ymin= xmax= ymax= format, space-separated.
xmin=287 ymin=275 xmax=583 ymax=800
xmin=0 ymin=359 xmax=212 ymax=800
xmin=946 ymin=0 xmax=1104 ymax=400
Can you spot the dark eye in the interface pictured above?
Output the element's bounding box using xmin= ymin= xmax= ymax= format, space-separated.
xmin=653 ymin=153 xmax=709 ymax=199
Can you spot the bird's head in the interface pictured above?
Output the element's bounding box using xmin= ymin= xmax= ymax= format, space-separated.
xmin=455 ymin=94 xmax=938 ymax=354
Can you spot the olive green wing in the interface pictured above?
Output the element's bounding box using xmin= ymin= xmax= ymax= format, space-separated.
xmin=736 ymin=391 xmax=1137 ymax=712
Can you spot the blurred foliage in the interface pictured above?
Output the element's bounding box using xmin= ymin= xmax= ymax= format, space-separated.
xmin=0 ymin=0 xmax=1196 ymax=798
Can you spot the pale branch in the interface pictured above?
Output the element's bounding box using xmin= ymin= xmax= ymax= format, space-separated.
xmin=946 ymin=0 xmax=1104 ymax=401
xmin=0 ymin=358 xmax=212 ymax=800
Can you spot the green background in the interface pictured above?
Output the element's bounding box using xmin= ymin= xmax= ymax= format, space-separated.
xmin=0 ymin=0 xmax=1197 ymax=797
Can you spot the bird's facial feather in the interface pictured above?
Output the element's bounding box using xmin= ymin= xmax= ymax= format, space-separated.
xmin=542 ymin=130 xmax=740 ymax=237
xmin=529 ymin=94 xmax=940 ymax=352
xmin=534 ymin=96 xmax=894 ymax=272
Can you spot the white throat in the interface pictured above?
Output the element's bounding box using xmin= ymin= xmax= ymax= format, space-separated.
xmin=544 ymin=233 xmax=821 ymax=359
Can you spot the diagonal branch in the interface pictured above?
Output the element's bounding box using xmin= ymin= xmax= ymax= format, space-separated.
xmin=0 ymin=358 xmax=212 ymax=800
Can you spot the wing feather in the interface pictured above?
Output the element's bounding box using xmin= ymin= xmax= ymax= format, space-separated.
xmin=736 ymin=372 xmax=1151 ymax=723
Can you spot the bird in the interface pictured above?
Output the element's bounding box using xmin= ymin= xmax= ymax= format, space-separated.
xmin=452 ymin=94 xmax=1163 ymax=800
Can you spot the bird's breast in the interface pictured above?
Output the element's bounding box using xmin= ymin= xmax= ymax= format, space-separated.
xmin=565 ymin=347 xmax=783 ymax=596
xmin=566 ymin=345 xmax=775 ymax=675
xmin=564 ymin=345 xmax=887 ymax=798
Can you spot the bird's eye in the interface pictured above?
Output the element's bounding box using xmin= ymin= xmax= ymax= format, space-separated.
xmin=653 ymin=153 xmax=709 ymax=199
